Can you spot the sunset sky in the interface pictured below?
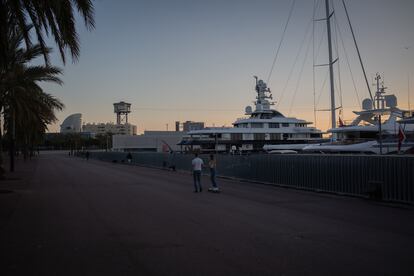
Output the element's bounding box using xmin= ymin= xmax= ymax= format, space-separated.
xmin=43 ymin=0 xmax=414 ymax=133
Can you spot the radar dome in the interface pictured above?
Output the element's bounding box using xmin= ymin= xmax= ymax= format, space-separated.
xmin=385 ymin=95 xmax=397 ymax=108
xmin=245 ymin=106 xmax=252 ymax=115
xmin=362 ymin=98 xmax=373 ymax=110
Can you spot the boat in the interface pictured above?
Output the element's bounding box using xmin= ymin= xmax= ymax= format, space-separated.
xmin=263 ymin=0 xmax=414 ymax=154
xmin=178 ymin=76 xmax=325 ymax=153
xmin=303 ymin=74 xmax=414 ymax=154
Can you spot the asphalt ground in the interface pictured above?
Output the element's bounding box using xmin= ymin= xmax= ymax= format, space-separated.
xmin=1 ymin=152 xmax=413 ymax=276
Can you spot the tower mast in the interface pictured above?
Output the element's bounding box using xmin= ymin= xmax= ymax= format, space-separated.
xmin=325 ymin=0 xmax=336 ymax=130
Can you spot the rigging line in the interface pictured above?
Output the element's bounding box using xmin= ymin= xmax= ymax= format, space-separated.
xmin=314 ymin=25 xmax=326 ymax=62
xmin=314 ymin=0 xmax=326 ymax=59
xmin=266 ymin=0 xmax=296 ymax=84
xmin=313 ymin=0 xmax=318 ymax=127
xmin=332 ymin=2 xmax=343 ymax=112
xmin=408 ymin=72 xmax=411 ymax=111
xmin=316 ymin=70 xmax=329 ymax=107
xmin=277 ymin=18 xmax=313 ymax=108
xmin=334 ymin=12 xmax=362 ymax=109
xmin=134 ymin=107 xmax=240 ymax=112
xmin=288 ymin=28 xmax=313 ymax=117
xmin=342 ymin=0 xmax=373 ymax=102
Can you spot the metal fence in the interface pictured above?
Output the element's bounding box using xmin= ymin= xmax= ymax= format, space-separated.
xmin=90 ymin=152 xmax=414 ymax=203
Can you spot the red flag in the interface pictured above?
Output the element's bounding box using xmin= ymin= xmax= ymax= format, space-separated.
xmin=398 ymin=126 xmax=406 ymax=152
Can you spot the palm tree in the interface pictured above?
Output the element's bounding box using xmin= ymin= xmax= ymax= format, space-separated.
xmin=7 ymin=89 xmax=64 ymax=160
xmin=1 ymin=23 xmax=64 ymax=171
xmin=0 ymin=0 xmax=95 ymax=64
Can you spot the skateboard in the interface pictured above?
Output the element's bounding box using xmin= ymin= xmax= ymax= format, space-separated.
xmin=208 ymin=187 xmax=221 ymax=193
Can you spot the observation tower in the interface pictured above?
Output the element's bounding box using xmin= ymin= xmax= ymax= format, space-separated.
xmin=113 ymin=102 xmax=131 ymax=124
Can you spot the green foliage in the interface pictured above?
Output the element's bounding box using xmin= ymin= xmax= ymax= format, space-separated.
xmin=0 ymin=0 xmax=95 ymax=167
xmin=41 ymin=132 xmax=112 ymax=151
xmin=0 ymin=0 xmax=95 ymax=64
xmin=0 ymin=16 xmax=64 ymax=157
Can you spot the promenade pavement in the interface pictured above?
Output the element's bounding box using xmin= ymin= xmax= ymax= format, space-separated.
xmin=1 ymin=152 xmax=413 ymax=275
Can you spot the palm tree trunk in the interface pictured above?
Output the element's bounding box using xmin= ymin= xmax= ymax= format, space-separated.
xmin=0 ymin=107 xmax=5 ymax=179
xmin=9 ymin=108 xmax=15 ymax=172
xmin=0 ymin=108 xmax=3 ymax=165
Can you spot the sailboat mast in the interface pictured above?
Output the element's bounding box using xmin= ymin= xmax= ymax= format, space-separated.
xmin=325 ymin=0 xmax=336 ymax=130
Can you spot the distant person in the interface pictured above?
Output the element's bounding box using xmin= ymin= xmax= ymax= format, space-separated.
xmin=85 ymin=151 xmax=90 ymax=161
xmin=126 ymin=152 xmax=132 ymax=163
xmin=208 ymin=154 xmax=219 ymax=192
xmin=191 ymin=153 xmax=204 ymax=192
xmin=168 ymin=151 xmax=176 ymax=171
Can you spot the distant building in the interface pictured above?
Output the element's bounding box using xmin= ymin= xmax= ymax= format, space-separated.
xmin=112 ymin=131 xmax=184 ymax=152
xmin=60 ymin=113 xmax=82 ymax=133
xmin=83 ymin=123 xmax=137 ymax=136
xmin=182 ymin=121 xmax=204 ymax=132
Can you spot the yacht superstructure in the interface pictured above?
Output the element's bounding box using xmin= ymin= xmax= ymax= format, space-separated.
xmin=179 ymin=77 xmax=324 ymax=153
xmin=303 ymin=74 xmax=414 ymax=154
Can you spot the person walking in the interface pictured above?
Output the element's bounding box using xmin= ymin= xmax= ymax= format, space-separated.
xmin=126 ymin=152 xmax=132 ymax=163
xmin=208 ymin=154 xmax=220 ymax=192
xmin=191 ymin=153 xmax=204 ymax=192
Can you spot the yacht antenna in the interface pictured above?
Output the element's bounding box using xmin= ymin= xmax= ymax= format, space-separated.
xmin=325 ymin=0 xmax=336 ymax=129
xmin=374 ymin=73 xmax=386 ymax=109
xmin=342 ymin=0 xmax=374 ymax=102
xmin=409 ymin=73 xmax=411 ymax=112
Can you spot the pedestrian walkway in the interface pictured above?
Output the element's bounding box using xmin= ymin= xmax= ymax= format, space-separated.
xmin=1 ymin=153 xmax=414 ymax=275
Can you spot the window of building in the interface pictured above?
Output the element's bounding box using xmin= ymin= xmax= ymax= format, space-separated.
xmin=269 ymin=133 xmax=281 ymax=140
xmin=231 ymin=133 xmax=242 ymax=140
xmin=282 ymin=123 xmax=290 ymax=127
xmin=209 ymin=133 xmax=222 ymax=139
xmin=235 ymin=123 xmax=248 ymax=128
xmin=254 ymin=133 xmax=265 ymax=140
xmin=251 ymin=123 xmax=264 ymax=128
xmin=261 ymin=114 xmax=273 ymax=119
xmin=269 ymin=123 xmax=280 ymax=128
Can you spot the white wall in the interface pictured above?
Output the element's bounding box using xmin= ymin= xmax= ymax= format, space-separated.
xmin=112 ymin=131 xmax=185 ymax=152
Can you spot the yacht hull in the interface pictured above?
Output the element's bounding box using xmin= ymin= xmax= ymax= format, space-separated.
xmin=302 ymin=141 xmax=414 ymax=154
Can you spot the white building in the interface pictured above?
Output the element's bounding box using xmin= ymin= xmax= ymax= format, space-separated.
xmin=112 ymin=131 xmax=185 ymax=152
xmin=60 ymin=113 xmax=82 ymax=133
xmin=83 ymin=123 xmax=137 ymax=136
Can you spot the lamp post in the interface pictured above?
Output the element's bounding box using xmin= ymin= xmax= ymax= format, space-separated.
xmin=106 ymin=134 xmax=109 ymax=152
xmin=214 ymin=133 xmax=218 ymax=154
xmin=378 ymin=114 xmax=382 ymax=155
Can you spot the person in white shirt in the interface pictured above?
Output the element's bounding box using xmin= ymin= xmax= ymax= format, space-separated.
xmin=191 ymin=153 xmax=204 ymax=192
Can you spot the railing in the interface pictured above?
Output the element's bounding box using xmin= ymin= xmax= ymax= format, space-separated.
xmin=89 ymin=152 xmax=414 ymax=204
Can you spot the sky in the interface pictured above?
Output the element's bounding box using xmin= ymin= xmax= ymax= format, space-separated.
xmin=43 ymin=0 xmax=414 ymax=133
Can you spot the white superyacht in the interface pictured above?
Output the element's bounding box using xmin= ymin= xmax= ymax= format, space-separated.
xmin=303 ymin=74 xmax=414 ymax=154
xmin=179 ymin=77 xmax=324 ymax=153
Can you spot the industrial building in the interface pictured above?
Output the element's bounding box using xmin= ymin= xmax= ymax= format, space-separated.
xmin=82 ymin=123 xmax=137 ymax=136
xmin=175 ymin=121 xmax=204 ymax=132
xmin=112 ymin=131 xmax=184 ymax=152
xmin=60 ymin=113 xmax=82 ymax=133
xmin=60 ymin=102 xmax=137 ymax=136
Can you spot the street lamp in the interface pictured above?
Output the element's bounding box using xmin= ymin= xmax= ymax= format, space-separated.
xmin=378 ymin=114 xmax=382 ymax=155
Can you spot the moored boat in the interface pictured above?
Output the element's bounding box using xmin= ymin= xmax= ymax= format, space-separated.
xmin=179 ymin=77 xmax=325 ymax=153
